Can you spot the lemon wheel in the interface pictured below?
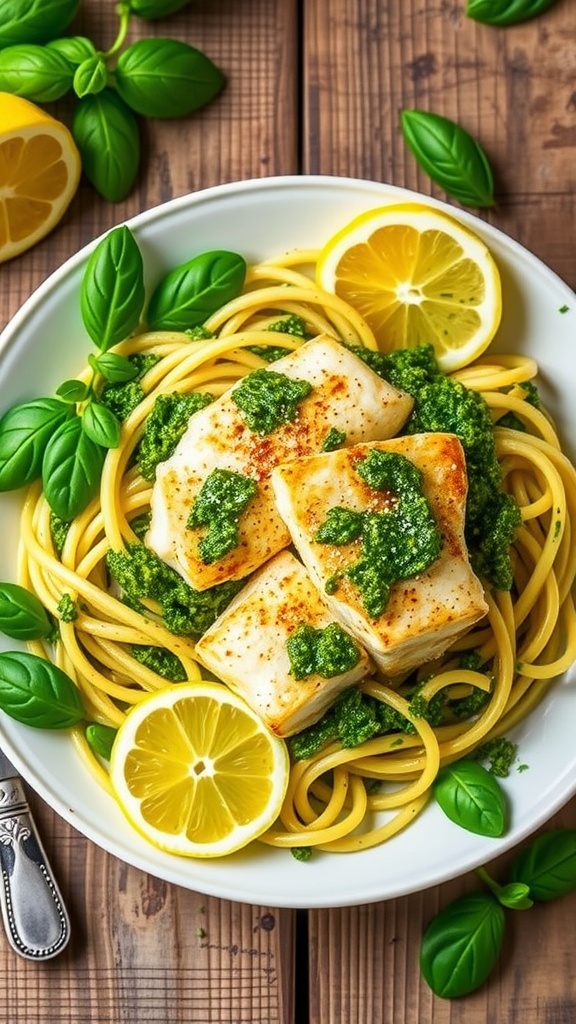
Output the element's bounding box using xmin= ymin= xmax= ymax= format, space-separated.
xmin=0 ymin=92 xmax=81 ymax=263
xmin=109 ymin=681 xmax=290 ymax=858
xmin=316 ymin=202 xmax=502 ymax=371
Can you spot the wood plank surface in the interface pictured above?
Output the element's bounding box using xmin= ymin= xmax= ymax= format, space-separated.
xmin=1 ymin=0 xmax=576 ymax=1022
xmin=0 ymin=2 xmax=298 ymax=1022
xmin=303 ymin=1 xmax=576 ymax=1021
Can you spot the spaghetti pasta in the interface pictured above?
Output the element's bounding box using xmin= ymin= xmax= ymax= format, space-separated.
xmin=15 ymin=251 xmax=576 ymax=855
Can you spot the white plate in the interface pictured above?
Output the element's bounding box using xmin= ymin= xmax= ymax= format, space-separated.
xmin=1 ymin=176 xmax=575 ymax=909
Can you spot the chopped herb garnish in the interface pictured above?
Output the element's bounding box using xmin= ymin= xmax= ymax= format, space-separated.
xmin=286 ymin=622 xmax=361 ymax=680
xmin=232 ymin=368 xmax=313 ymax=435
xmin=322 ymin=426 xmax=347 ymax=451
xmin=187 ymin=468 xmax=258 ymax=563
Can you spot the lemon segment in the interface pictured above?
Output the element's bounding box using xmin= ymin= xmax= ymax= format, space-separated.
xmin=0 ymin=92 xmax=81 ymax=262
xmin=109 ymin=682 xmax=290 ymax=858
xmin=316 ymin=202 xmax=502 ymax=371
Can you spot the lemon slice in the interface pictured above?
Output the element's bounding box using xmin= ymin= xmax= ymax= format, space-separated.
xmin=316 ymin=202 xmax=502 ymax=371
xmin=0 ymin=92 xmax=81 ymax=263
xmin=109 ymin=681 xmax=290 ymax=858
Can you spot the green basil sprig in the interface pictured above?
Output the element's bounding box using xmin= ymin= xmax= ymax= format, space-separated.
xmin=114 ymin=38 xmax=225 ymax=119
xmin=434 ymin=758 xmax=507 ymax=837
xmin=0 ymin=0 xmax=81 ymax=47
xmin=0 ymin=583 xmax=52 ymax=640
xmin=89 ymin=352 xmax=140 ymax=384
xmin=147 ymin=251 xmax=247 ymax=331
xmin=73 ymin=55 xmax=108 ymax=99
xmin=509 ymin=829 xmax=576 ymax=900
xmin=0 ymin=651 xmax=84 ymax=729
xmin=420 ymin=892 xmax=506 ymax=999
xmin=466 ymin=0 xmax=558 ymax=25
xmin=81 ymin=225 xmax=145 ymax=349
xmin=0 ymin=43 xmax=74 ymax=101
xmin=400 ymin=109 xmax=495 ymax=208
xmin=0 ymin=398 xmax=74 ymax=491
xmin=42 ymin=417 xmax=106 ymax=522
xmin=81 ymin=402 xmax=121 ymax=449
xmin=73 ymin=89 xmax=141 ymax=203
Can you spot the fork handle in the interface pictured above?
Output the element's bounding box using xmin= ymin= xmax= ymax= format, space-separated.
xmin=0 ymin=776 xmax=70 ymax=960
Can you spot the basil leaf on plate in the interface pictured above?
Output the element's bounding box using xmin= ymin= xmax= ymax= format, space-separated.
xmin=420 ymin=892 xmax=505 ymax=998
xmin=433 ymin=758 xmax=507 ymax=837
xmin=0 ymin=398 xmax=74 ymax=492
xmin=466 ymin=0 xmax=558 ymax=25
xmin=0 ymin=651 xmax=85 ymax=729
xmin=80 ymin=224 xmax=145 ymax=348
xmin=400 ymin=109 xmax=495 ymax=208
xmin=73 ymin=89 xmax=141 ymax=203
xmin=81 ymin=401 xmax=121 ymax=449
xmin=0 ymin=44 xmax=75 ymax=102
xmin=509 ymin=829 xmax=576 ymax=901
xmin=147 ymin=251 xmax=247 ymax=331
xmin=90 ymin=352 xmax=140 ymax=384
xmin=85 ymin=722 xmax=117 ymax=760
xmin=46 ymin=36 xmax=97 ymax=66
xmin=56 ymin=379 xmax=91 ymax=404
xmin=0 ymin=583 xmax=52 ymax=641
xmin=0 ymin=0 xmax=81 ymax=47
xmin=114 ymin=38 xmax=225 ymax=118
xmin=42 ymin=416 xmax=106 ymax=521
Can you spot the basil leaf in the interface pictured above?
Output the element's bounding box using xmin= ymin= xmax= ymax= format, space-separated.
xmin=90 ymin=352 xmax=140 ymax=383
xmin=73 ymin=55 xmax=108 ymax=98
xmin=0 ymin=651 xmax=84 ymax=729
xmin=46 ymin=36 xmax=97 ymax=66
xmin=0 ymin=0 xmax=81 ymax=46
xmin=80 ymin=224 xmax=145 ymax=349
xmin=466 ymin=0 xmax=557 ymax=25
xmin=55 ymin=379 xmax=90 ymax=404
xmin=0 ymin=44 xmax=74 ymax=102
xmin=115 ymin=38 xmax=225 ymax=118
xmin=147 ymin=251 xmax=247 ymax=331
xmin=0 ymin=398 xmax=73 ymax=491
xmin=0 ymin=583 xmax=52 ymax=641
xmin=42 ymin=417 xmax=106 ymax=521
xmin=433 ymin=759 xmax=507 ymax=837
xmin=510 ymin=829 xmax=576 ymax=901
xmin=73 ymin=89 xmax=141 ymax=204
xmin=129 ymin=0 xmax=193 ymax=17
xmin=420 ymin=892 xmax=505 ymax=998
xmin=494 ymin=881 xmax=533 ymax=910
xmin=400 ymin=109 xmax=495 ymax=208
xmin=82 ymin=402 xmax=121 ymax=449
xmin=85 ymin=722 xmax=117 ymax=760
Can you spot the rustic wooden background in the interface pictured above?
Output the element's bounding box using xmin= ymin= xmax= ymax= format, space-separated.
xmin=1 ymin=1 xmax=575 ymax=1021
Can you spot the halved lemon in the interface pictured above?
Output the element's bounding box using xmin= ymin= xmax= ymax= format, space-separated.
xmin=316 ymin=202 xmax=502 ymax=371
xmin=0 ymin=92 xmax=81 ymax=263
xmin=109 ymin=681 xmax=290 ymax=858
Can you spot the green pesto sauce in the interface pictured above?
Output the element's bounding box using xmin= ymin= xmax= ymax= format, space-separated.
xmin=322 ymin=426 xmax=347 ymax=452
xmin=56 ymin=593 xmax=78 ymax=623
xmin=232 ymin=368 xmax=313 ymax=435
xmin=138 ymin=390 xmax=213 ymax=482
xmin=286 ymin=622 xmax=361 ymax=680
xmin=187 ymin=468 xmax=258 ymax=564
xmin=315 ymin=450 xmax=442 ymax=618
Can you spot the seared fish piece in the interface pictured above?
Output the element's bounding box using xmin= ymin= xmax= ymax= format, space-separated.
xmin=146 ymin=334 xmax=413 ymax=590
xmin=195 ymin=550 xmax=373 ymax=736
xmin=271 ymin=434 xmax=488 ymax=677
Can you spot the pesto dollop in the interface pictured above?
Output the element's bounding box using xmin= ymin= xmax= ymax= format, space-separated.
xmin=232 ymin=368 xmax=312 ymax=435
xmin=322 ymin=426 xmax=347 ymax=452
xmin=315 ymin=449 xmax=442 ymax=618
xmin=187 ymin=467 xmax=258 ymax=564
xmin=286 ymin=622 xmax=361 ymax=680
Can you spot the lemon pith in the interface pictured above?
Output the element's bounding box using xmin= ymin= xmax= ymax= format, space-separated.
xmin=316 ymin=202 xmax=502 ymax=372
xmin=110 ymin=682 xmax=290 ymax=858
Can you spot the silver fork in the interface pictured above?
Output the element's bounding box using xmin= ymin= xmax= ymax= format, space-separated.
xmin=0 ymin=747 xmax=70 ymax=959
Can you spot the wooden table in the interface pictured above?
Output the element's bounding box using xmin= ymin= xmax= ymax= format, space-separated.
xmin=2 ymin=1 xmax=576 ymax=1020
